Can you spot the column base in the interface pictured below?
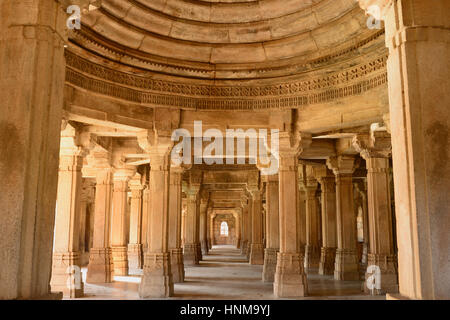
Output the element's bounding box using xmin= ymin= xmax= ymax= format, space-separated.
xmin=236 ymin=238 xmax=242 ymax=249
xmin=139 ymin=252 xmax=174 ymax=298
xmin=334 ymin=249 xmax=360 ymax=281
xmin=127 ymin=244 xmax=143 ymax=274
xmin=304 ymin=244 xmax=321 ymax=271
xmin=207 ymin=238 xmax=212 ymax=250
xmin=363 ymin=255 xmax=399 ymax=295
xmin=50 ymin=252 xmax=84 ymax=298
xmin=318 ymin=247 xmax=336 ymax=275
xmin=86 ymin=248 xmax=113 ymax=283
xmin=262 ymin=248 xmax=278 ymax=282
xmin=183 ymin=243 xmax=199 ymax=265
xmin=274 ymin=252 xmax=308 ymax=298
xmin=249 ymin=243 xmax=264 ymax=265
xmin=170 ymin=248 xmax=185 ymax=283
xmin=112 ymin=246 xmax=129 ymax=276
xmin=241 ymin=240 xmax=248 ymax=255
xmin=200 ymin=240 xmax=208 ymax=255
xmin=246 ymin=242 xmax=252 ymax=260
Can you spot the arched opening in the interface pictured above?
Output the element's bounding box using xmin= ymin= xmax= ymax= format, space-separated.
xmin=220 ymin=221 xmax=229 ymax=237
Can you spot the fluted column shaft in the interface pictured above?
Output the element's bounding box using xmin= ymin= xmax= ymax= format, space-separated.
xmin=50 ymin=148 xmax=85 ymax=298
xmin=262 ymin=175 xmax=279 ymax=282
xmin=274 ymin=152 xmax=307 ymax=297
xmin=128 ymin=178 xmax=144 ymax=274
xmin=304 ymin=178 xmax=321 ymax=271
xmin=168 ymin=167 xmax=185 ymax=283
xmin=364 ymin=157 xmax=398 ymax=294
xmin=111 ymin=173 xmax=133 ymax=276
xmin=184 ymin=189 xmax=200 ymax=265
xmin=249 ymin=190 xmax=264 ymax=265
xmin=317 ymin=176 xmax=337 ymax=275
xmin=139 ymin=148 xmax=174 ymax=298
xmin=327 ymin=156 xmax=359 ymax=281
xmin=87 ymin=168 xmax=114 ymax=284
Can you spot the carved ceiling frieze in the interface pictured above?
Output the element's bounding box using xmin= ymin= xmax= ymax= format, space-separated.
xmin=65 ymin=50 xmax=388 ymax=110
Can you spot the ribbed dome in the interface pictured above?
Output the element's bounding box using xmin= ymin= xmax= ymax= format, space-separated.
xmin=68 ymin=0 xmax=382 ymax=80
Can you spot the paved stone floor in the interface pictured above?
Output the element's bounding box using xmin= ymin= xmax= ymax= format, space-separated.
xmin=78 ymin=245 xmax=384 ymax=300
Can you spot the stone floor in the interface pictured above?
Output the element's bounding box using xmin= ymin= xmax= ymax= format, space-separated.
xmin=77 ymin=245 xmax=384 ymax=300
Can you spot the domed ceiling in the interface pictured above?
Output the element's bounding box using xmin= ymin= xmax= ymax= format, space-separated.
xmin=66 ymin=0 xmax=387 ymax=109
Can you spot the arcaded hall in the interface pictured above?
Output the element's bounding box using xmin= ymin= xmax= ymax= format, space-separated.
xmin=0 ymin=0 xmax=448 ymax=301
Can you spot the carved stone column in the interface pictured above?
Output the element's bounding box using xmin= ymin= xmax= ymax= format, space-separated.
xmin=50 ymin=124 xmax=86 ymax=298
xmin=354 ymin=131 xmax=399 ymax=294
xmin=240 ymin=200 xmax=249 ymax=255
xmin=297 ymin=167 xmax=307 ymax=255
xmin=168 ymin=165 xmax=185 ymax=283
xmin=199 ymin=191 xmax=210 ymax=255
xmin=248 ymin=184 xmax=264 ymax=266
xmin=359 ymin=0 xmax=450 ymax=300
xmin=315 ymin=169 xmax=337 ymax=276
xmin=234 ymin=208 xmax=242 ymax=249
xmin=87 ymin=152 xmax=114 ymax=283
xmin=184 ymin=184 xmax=201 ymax=265
xmin=206 ymin=207 xmax=213 ymax=250
xmin=327 ymin=156 xmax=359 ymax=281
xmin=138 ymin=133 xmax=174 ymax=298
xmin=141 ymin=184 xmax=151 ymax=255
xmin=304 ymin=170 xmax=321 ymax=272
xmin=111 ymin=169 xmax=135 ymax=276
xmin=274 ymin=132 xmax=311 ymax=297
xmin=262 ymin=174 xmax=279 ymax=282
xmin=128 ymin=174 xmax=144 ymax=274
xmin=0 ymin=0 xmax=67 ymax=299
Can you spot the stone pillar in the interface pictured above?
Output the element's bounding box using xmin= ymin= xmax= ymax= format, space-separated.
xmin=199 ymin=193 xmax=209 ymax=255
xmin=87 ymin=159 xmax=114 ymax=283
xmin=206 ymin=208 xmax=213 ymax=250
xmin=181 ymin=203 xmax=186 ymax=248
xmin=354 ymin=131 xmax=399 ymax=294
xmin=209 ymin=212 xmax=216 ymax=249
xmin=327 ymin=156 xmax=359 ymax=281
xmin=262 ymin=175 xmax=279 ymax=282
xmin=273 ymin=132 xmax=311 ymax=298
xmin=248 ymin=187 xmax=264 ymax=265
xmin=316 ymin=170 xmax=337 ymax=275
xmin=50 ymin=124 xmax=86 ymax=298
xmin=141 ymin=182 xmax=149 ymax=254
xmin=297 ymin=168 xmax=307 ymax=255
xmin=111 ymin=169 xmax=134 ymax=276
xmin=128 ymin=174 xmax=144 ymax=274
xmin=168 ymin=166 xmax=185 ymax=283
xmin=240 ymin=198 xmax=250 ymax=255
xmin=138 ymin=138 xmax=174 ymax=298
xmin=304 ymin=171 xmax=321 ymax=271
xmin=234 ymin=208 xmax=242 ymax=249
xmin=0 ymin=0 xmax=67 ymax=299
xmin=184 ymin=186 xmax=200 ymax=265
xmin=358 ymin=0 xmax=450 ymax=300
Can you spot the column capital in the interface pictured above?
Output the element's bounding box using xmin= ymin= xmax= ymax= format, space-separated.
xmin=138 ymin=130 xmax=175 ymax=171
xmin=113 ymin=168 xmax=136 ymax=182
xmin=326 ymin=155 xmax=357 ymax=176
xmin=278 ymin=132 xmax=312 ymax=170
xmin=353 ymin=129 xmax=392 ymax=161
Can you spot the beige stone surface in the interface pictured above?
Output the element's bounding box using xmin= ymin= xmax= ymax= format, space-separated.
xmin=0 ymin=0 xmax=448 ymax=301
